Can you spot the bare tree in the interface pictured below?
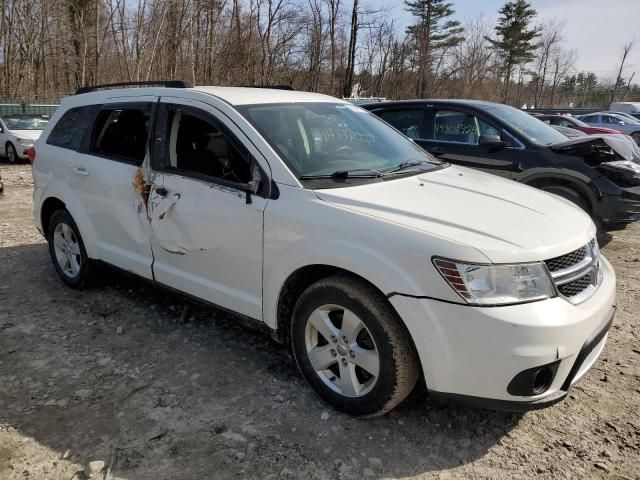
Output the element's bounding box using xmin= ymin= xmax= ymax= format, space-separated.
xmin=610 ymin=40 xmax=635 ymax=103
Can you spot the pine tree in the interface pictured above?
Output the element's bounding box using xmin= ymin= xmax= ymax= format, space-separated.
xmin=405 ymin=0 xmax=463 ymax=98
xmin=487 ymin=0 xmax=540 ymax=103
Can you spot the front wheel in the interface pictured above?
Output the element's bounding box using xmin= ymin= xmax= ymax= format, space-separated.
xmin=6 ymin=143 xmax=18 ymax=163
xmin=291 ymin=274 xmax=419 ymax=417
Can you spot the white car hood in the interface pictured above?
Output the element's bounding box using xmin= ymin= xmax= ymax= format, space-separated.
xmin=314 ymin=166 xmax=595 ymax=263
xmin=8 ymin=129 xmax=42 ymax=141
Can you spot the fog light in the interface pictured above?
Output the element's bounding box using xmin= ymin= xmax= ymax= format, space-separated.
xmin=507 ymin=360 xmax=560 ymax=396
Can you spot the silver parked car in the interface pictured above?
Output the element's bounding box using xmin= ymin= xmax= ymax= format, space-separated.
xmin=577 ymin=112 xmax=640 ymax=144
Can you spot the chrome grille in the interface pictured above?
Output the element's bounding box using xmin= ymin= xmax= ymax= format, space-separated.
xmin=545 ymin=246 xmax=587 ymax=272
xmin=545 ymin=239 xmax=601 ymax=304
xmin=557 ymin=272 xmax=594 ymax=297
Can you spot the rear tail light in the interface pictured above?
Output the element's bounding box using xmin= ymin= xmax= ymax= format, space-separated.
xmin=27 ymin=147 xmax=36 ymax=164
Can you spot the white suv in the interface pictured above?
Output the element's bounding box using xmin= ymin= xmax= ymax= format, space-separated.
xmin=32 ymin=82 xmax=616 ymax=416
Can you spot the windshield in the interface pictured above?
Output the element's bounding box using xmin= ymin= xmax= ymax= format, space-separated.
xmin=238 ymin=102 xmax=442 ymax=179
xmin=484 ymin=105 xmax=567 ymax=145
xmin=3 ymin=116 xmax=48 ymax=130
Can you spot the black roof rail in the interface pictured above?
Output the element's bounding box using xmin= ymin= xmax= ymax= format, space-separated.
xmin=75 ymin=80 xmax=193 ymax=95
xmin=239 ymin=84 xmax=295 ymax=91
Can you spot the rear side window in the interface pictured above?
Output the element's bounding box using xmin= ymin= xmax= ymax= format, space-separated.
xmin=47 ymin=106 xmax=93 ymax=151
xmin=378 ymin=109 xmax=425 ymax=139
xmin=90 ymin=106 xmax=151 ymax=164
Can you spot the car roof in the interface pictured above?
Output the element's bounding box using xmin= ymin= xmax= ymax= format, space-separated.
xmin=360 ymin=99 xmax=505 ymax=109
xmin=0 ymin=113 xmax=49 ymax=118
xmin=65 ymin=86 xmax=343 ymax=107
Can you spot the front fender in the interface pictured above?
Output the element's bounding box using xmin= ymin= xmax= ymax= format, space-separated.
xmin=517 ymin=169 xmax=600 ymax=206
xmin=262 ymin=235 xmax=423 ymax=330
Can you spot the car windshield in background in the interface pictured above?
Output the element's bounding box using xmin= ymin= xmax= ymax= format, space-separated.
xmin=3 ymin=116 xmax=49 ymax=130
xmin=484 ymin=105 xmax=567 ymax=145
xmin=238 ymin=102 xmax=442 ymax=181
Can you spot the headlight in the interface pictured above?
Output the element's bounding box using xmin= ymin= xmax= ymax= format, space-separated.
xmin=16 ymin=138 xmax=34 ymax=146
xmin=433 ymin=258 xmax=555 ymax=305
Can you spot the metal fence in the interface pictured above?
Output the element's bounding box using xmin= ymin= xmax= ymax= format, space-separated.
xmin=0 ymin=99 xmax=60 ymax=116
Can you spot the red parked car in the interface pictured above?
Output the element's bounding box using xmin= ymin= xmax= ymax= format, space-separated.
xmin=536 ymin=114 xmax=623 ymax=135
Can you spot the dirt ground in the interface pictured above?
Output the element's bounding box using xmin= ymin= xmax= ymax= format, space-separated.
xmin=0 ymin=162 xmax=638 ymax=480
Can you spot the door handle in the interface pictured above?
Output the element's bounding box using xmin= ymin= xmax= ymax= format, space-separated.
xmin=73 ymin=167 xmax=89 ymax=176
xmin=428 ymin=147 xmax=446 ymax=155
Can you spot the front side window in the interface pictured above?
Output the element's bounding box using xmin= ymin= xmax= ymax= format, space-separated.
xmin=379 ymin=109 xmax=425 ymax=139
xmin=162 ymin=109 xmax=251 ymax=185
xmin=482 ymin=104 xmax=567 ymax=145
xmin=581 ymin=115 xmax=598 ymax=123
xmin=47 ymin=107 xmax=93 ymax=151
xmin=91 ymin=106 xmax=150 ymax=164
xmin=238 ymin=102 xmax=441 ymax=181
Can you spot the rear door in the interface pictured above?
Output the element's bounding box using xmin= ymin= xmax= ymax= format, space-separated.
xmin=65 ymin=97 xmax=157 ymax=278
xmin=146 ymin=97 xmax=270 ymax=320
xmin=376 ymin=108 xmax=426 ymax=141
xmin=417 ymin=106 xmax=522 ymax=178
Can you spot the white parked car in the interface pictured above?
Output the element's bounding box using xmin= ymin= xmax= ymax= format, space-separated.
xmin=0 ymin=114 xmax=49 ymax=163
xmin=32 ymin=82 xmax=617 ymax=416
xmin=610 ymin=102 xmax=640 ymax=121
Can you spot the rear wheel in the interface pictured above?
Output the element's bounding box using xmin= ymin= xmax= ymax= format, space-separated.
xmin=291 ymin=274 xmax=419 ymax=417
xmin=6 ymin=143 xmax=17 ymax=164
xmin=47 ymin=210 xmax=93 ymax=288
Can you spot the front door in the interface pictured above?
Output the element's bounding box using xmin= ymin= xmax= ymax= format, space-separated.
xmin=417 ymin=107 xmax=522 ymax=178
xmin=147 ymin=98 xmax=269 ymax=320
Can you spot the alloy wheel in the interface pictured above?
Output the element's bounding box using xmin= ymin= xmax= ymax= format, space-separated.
xmin=53 ymin=223 xmax=82 ymax=278
xmin=304 ymin=304 xmax=380 ymax=397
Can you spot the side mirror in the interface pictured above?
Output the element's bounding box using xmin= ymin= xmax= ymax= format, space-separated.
xmin=478 ymin=135 xmax=507 ymax=148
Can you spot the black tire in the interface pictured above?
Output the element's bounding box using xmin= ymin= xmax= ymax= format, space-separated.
xmin=6 ymin=143 xmax=18 ymax=164
xmin=541 ymin=184 xmax=607 ymax=241
xmin=291 ymin=274 xmax=419 ymax=417
xmin=47 ymin=210 xmax=93 ymax=288
xmin=631 ymin=132 xmax=640 ymax=146
xmin=541 ymin=185 xmax=589 ymax=213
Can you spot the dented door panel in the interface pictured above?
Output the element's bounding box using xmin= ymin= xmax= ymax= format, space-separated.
xmin=148 ymin=174 xmax=267 ymax=319
xmin=70 ymin=96 xmax=158 ymax=278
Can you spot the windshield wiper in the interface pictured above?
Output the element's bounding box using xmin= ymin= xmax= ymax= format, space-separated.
xmin=383 ymin=160 xmax=427 ymax=176
xmin=300 ymin=168 xmax=383 ymax=180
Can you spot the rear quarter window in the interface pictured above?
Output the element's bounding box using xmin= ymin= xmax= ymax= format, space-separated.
xmin=46 ymin=106 xmax=93 ymax=151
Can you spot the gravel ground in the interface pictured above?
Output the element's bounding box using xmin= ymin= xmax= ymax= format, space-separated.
xmin=0 ymin=163 xmax=639 ymax=480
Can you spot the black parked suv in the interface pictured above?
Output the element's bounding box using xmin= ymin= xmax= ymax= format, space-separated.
xmin=362 ymin=100 xmax=640 ymax=231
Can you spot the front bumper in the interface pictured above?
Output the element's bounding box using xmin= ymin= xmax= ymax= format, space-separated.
xmin=389 ymin=256 xmax=616 ymax=411
xmin=597 ymin=184 xmax=640 ymax=231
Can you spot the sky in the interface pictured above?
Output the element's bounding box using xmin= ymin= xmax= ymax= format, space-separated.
xmin=376 ymin=0 xmax=640 ymax=81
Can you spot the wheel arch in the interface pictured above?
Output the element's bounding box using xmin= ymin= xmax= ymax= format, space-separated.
xmin=38 ymin=187 xmax=99 ymax=258
xmin=521 ymin=174 xmax=597 ymax=214
xmin=273 ymin=265 xmax=376 ymax=344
